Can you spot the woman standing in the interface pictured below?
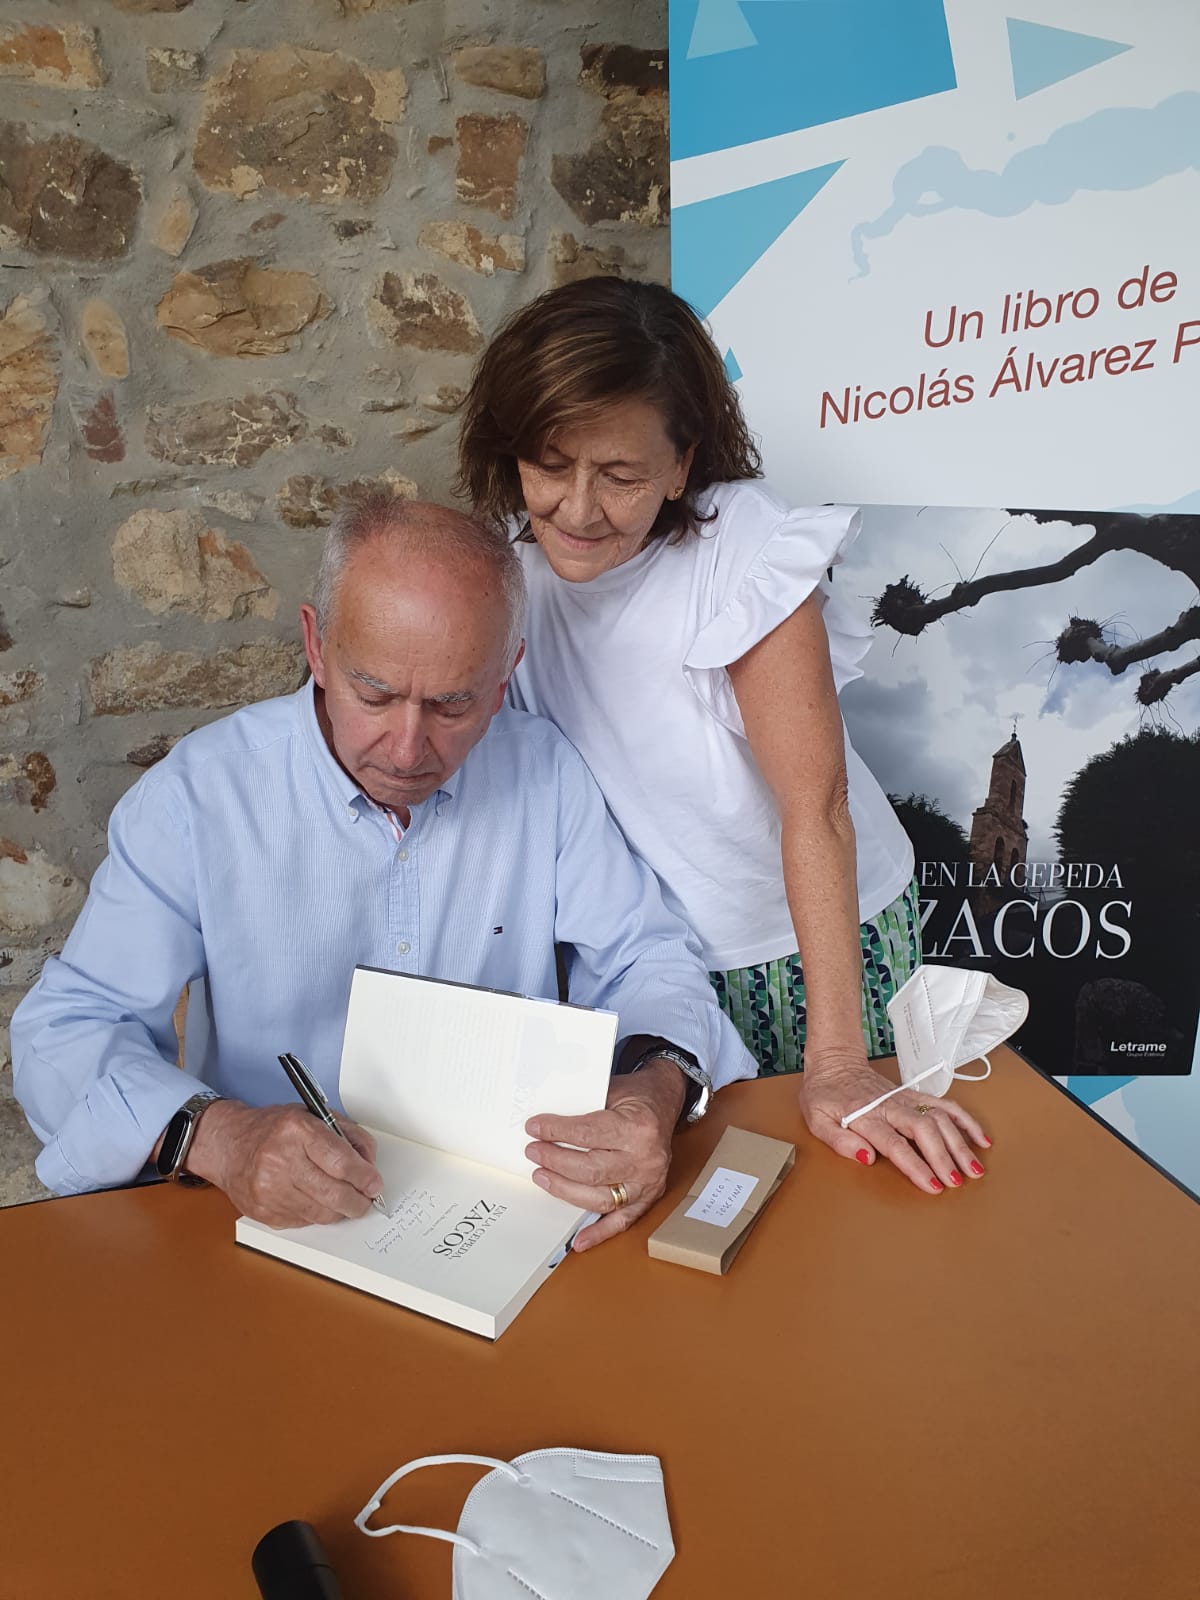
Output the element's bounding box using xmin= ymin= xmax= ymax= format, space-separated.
xmin=459 ymin=278 xmax=989 ymax=1194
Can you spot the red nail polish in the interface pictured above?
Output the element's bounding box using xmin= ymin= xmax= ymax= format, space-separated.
xmin=855 ymin=1148 xmax=871 ymax=1165
xmin=970 ymin=1160 xmax=985 ymax=1176
xmin=982 ymin=1135 xmax=993 ymax=1147
xmin=930 ymin=1177 xmax=944 ymax=1192
xmin=948 ymin=1170 xmax=963 ymax=1187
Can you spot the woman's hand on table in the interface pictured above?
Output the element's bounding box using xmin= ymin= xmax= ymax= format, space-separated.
xmin=799 ymin=1046 xmax=991 ymax=1194
xmin=524 ymin=1059 xmax=686 ymax=1252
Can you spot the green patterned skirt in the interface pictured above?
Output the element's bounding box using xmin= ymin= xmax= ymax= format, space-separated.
xmin=710 ymin=878 xmax=921 ymax=1075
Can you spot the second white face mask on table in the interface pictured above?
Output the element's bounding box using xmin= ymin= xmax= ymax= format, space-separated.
xmin=841 ymin=963 xmax=1029 ymax=1128
xmin=356 ymin=1447 xmax=675 ymax=1599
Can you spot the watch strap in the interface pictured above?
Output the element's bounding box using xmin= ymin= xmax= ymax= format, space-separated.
xmin=628 ymin=1043 xmax=712 ymax=1124
xmin=159 ymin=1090 xmax=221 ymax=1185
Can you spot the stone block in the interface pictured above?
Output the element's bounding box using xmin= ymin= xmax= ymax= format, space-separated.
xmin=0 ymin=754 xmax=56 ymax=812
xmin=579 ymin=44 xmax=667 ymax=97
xmin=552 ymin=94 xmax=667 ymax=227
xmin=90 ymin=640 xmax=306 ymax=716
xmin=549 ymin=232 xmax=642 ymax=287
xmin=0 ymin=841 xmax=85 ymax=936
xmin=0 ymin=23 xmax=103 ymax=89
xmin=152 ymin=186 xmax=197 ymax=258
xmin=157 ymin=259 xmax=327 ymax=358
xmin=77 ymin=392 xmax=125 ymax=464
xmin=194 ymin=47 xmax=406 ymax=204
xmin=453 ymin=46 xmax=546 ymax=100
xmin=111 ymin=508 xmax=277 ymax=621
xmin=0 ymin=123 xmax=139 ymax=260
xmin=125 ymin=732 xmax=187 ymax=769
xmin=420 ymin=384 xmax=465 ymax=414
xmin=277 ymin=468 xmax=417 ymax=530
xmin=80 ymin=299 xmax=130 ymax=380
xmin=0 ymin=294 xmax=58 ymax=480
xmin=146 ymin=391 xmax=307 ymax=468
xmin=369 ymin=272 xmax=482 ymax=354
xmin=200 ymin=489 xmax=263 ymax=523
xmin=455 ymin=113 xmax=528 ymax=219
xmin=419 ymin=221 xmax=524 ymax=276
xmin=0 ymin=670 xmax=42 ymax=709
xmin=146 ymin=47 xmax=202 ymax=92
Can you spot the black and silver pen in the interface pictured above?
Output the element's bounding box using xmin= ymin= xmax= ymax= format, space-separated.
xmin=277 ymin=1052 xmax=389 ymax=1215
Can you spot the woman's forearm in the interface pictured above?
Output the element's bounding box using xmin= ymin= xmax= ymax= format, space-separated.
xmin=779 ymin=802 xmax=867 ymax=1065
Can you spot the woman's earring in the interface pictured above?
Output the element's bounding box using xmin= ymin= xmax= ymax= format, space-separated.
xmin=670 ymin=486 xmax=684 ymax=501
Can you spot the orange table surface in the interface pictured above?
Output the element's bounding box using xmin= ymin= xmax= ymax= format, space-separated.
xmin=5 ymin=1048 xmax=1199 ymax=1599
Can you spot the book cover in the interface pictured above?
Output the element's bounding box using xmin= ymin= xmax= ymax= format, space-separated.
xmin=838 ymin=503 xmax=1200 ymax=1079
xmin=236 ymin=967 xmax=618 ymax=1338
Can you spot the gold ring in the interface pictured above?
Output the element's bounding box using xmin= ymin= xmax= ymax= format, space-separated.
xmin=917 ymin=1104 xmax=931 ymax=1116
xmin=609 ymin=1182 xmax=629 ymax=1209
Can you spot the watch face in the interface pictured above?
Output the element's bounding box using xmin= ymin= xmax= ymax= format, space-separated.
xmin=156 ymin=1109 xmax=191 ymax=1177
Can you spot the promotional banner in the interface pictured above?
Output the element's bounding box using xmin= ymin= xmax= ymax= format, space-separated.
xmin=669 ymin=1 xmax=1200 ymax=1193
xmin=669 ymin=0 xmax=1200 ymax=512
xmin=837 ymin=505 xmax=1200 ymax=1195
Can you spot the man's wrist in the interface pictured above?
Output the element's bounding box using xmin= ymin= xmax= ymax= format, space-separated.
xmin=628 ymin=1043 xmax=710 ymax=1125
xmin=178 ymin=1097 xmax=241 ymax=1187
xmin=611 ymin=1057 xmax=687 ymax=1130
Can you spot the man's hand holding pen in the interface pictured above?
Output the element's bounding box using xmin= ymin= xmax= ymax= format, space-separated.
xmin=186 ymin=1100 xmax=385 ymax=1228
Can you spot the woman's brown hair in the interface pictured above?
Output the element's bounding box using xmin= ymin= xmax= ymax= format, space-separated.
xmin=457 ymin=277 xmax=762 ymax=542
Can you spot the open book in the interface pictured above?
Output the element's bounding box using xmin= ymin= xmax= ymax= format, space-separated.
xmin=235 ymin=965 xmax=617 ymax=1339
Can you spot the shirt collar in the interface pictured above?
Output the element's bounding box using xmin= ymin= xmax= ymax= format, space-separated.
xmin=296 ymin=678 xmax=464 ymax=811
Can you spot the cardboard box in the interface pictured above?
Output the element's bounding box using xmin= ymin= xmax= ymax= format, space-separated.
xmin=647 ymin=1126 xmax=795 ymax=1275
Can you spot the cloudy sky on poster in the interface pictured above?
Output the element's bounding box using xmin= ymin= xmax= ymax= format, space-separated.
xmin=837 ymin=505 xmax=1200 ymax=861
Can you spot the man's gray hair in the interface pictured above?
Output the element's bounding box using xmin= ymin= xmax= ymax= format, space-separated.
xmin=313 ymin=493 xmax=526 ymax=668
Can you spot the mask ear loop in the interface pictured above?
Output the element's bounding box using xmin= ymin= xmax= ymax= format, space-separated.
xmin=839 ymin=1059 xmax=948 ymax=1130
xmin=953 ymin=1054 xmax=992 ymax=1083
xmin=355 ymin=1453 xmax=527 ymax=1552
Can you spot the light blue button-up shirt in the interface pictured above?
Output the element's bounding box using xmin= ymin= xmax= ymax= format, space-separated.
xmin=13 ymin=684 xmax=755 ymax=1194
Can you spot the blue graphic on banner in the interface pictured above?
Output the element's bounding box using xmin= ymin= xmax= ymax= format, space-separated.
xmin=669 ymin=0 xmax=956 ymax=160
xmin=723 ymin=347 xmax=744 ymax=382
xmin=850 ymin=92 xmax=1200 ymax=276
xmin=1063 ymin=1074 xmax=1137 ymax=1107
xmin=672 ymin=163 xmax=843 ymax=316
xmin=687 ymin=0 xmax=758 ymax=59
xmin=1007 ymin=17 xmax=1131 ymax=101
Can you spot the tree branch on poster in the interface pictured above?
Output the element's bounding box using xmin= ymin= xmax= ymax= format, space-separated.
xmin=871 ymin=510 xmax=1200 ymax=709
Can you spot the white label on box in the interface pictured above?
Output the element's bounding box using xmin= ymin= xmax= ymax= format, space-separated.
xmin=684 ymin=1166 xmax=759 ymax=1228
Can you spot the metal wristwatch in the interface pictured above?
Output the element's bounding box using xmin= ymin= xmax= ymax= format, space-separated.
xmin=156 ymin=1090 xmax=222 ymax=1187
xmin=630 ymin=1043 xmax=712 ymax=1125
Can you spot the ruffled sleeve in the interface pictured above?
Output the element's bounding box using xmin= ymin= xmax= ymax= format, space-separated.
xmin=683 ymin=496 xmax=871 ymax=738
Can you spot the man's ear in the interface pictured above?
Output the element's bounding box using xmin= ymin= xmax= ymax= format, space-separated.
xmin=299 ymin=604 xmax=327 ymax=688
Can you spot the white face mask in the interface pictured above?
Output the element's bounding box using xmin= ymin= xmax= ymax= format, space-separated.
xmin=355 ymin=1448 xmax=675 ymax=1600
xmin=841 ymin=964 xmax=1029 ymax=1129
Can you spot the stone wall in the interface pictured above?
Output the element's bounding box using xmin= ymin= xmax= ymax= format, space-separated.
xmin=0 ymin=0 xmax=669 ymax=1204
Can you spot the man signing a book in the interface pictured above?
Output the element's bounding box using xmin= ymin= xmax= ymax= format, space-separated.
xmin=13 ymin=497 xmax=755 ymax=1251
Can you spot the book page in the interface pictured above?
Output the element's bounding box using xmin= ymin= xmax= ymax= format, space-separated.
xmin=338 ymin=968 xmax=617 ymax=1174
xmin=237 ymin=1132 xmax=584 ymax=1330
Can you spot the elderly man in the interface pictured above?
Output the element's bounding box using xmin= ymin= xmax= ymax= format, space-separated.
xmin=13 ymin=498 xmax=754 ymax=1249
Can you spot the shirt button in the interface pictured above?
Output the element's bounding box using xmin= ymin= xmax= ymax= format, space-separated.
xmin=396 ymin=940 xmax=410 ymax=955
xmin=396 ymin=848 xmax=409 ymax=862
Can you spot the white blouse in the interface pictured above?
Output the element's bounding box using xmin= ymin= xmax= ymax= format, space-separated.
xmin=509 ymin=480 xmax=914 ymax=970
